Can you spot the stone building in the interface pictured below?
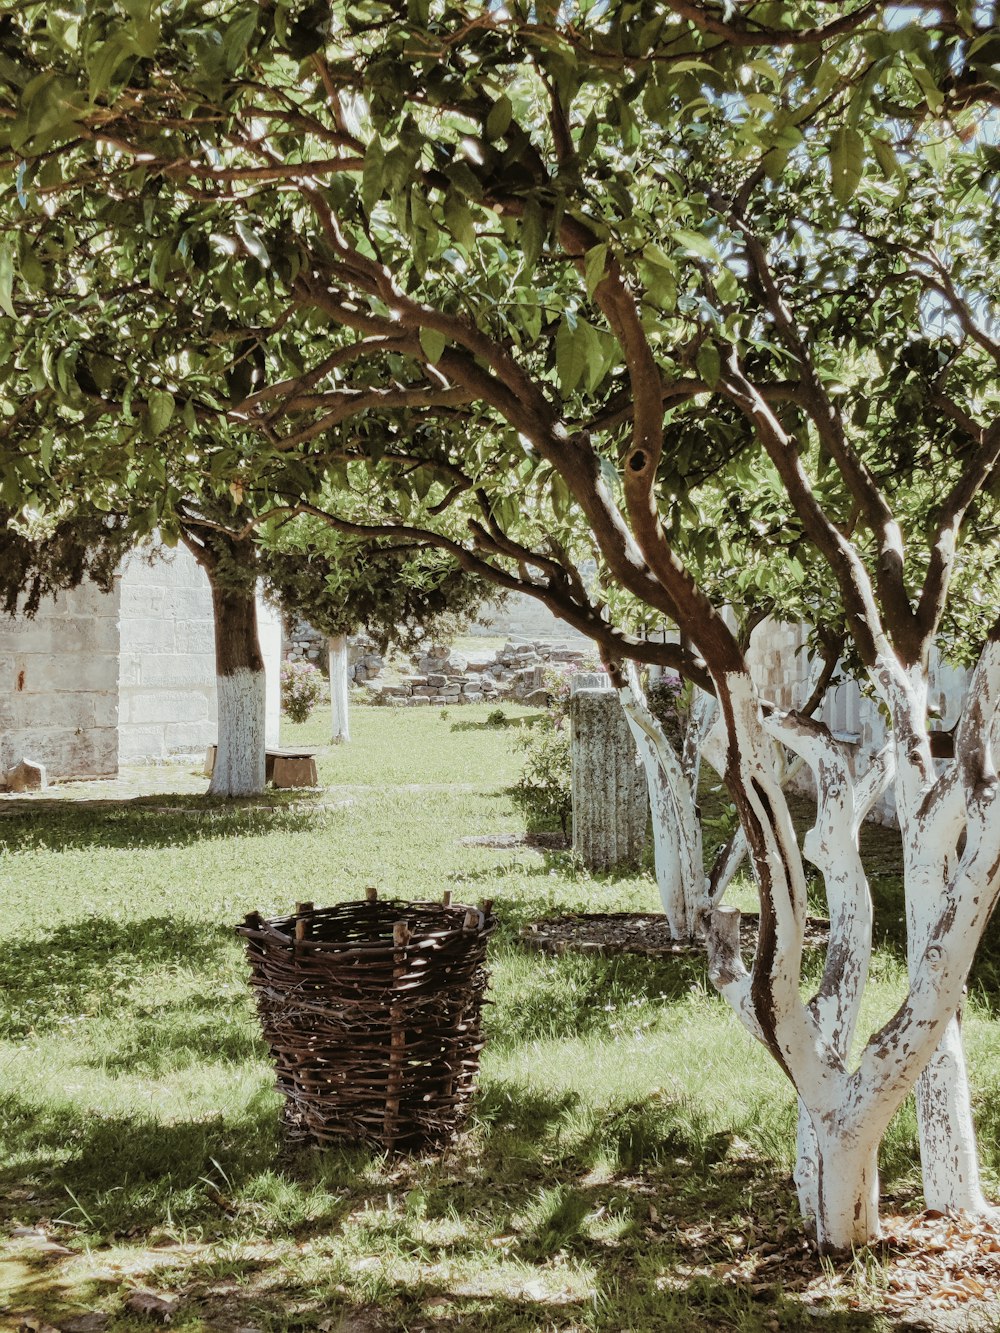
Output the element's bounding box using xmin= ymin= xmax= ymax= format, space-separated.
xmin=0 ymin=544 xmax=281 ymax=781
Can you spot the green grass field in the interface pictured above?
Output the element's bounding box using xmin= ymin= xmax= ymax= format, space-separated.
xmin=3 ymin=704 xmax=1000 ymax=1332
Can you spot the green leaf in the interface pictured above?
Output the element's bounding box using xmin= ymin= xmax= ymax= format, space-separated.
xmin=419 ymin=327 xmax=446 ymax=364
xmin=582 ymin=323 xmax=613 ymax=393
xmin=869 ymin=133 xmax=900 ymax=180
xmin=235 ymin=220 xmax=270 ymax=267
xmin=550 ymin=471 xmax=572 ymax=521
xmin=444 ymin=193 xmax=475 ymax=250
xmin=696 ymin=341 xmax=721 ymax=388
xmin=486 ymin=95 xmax=512 ymax=140
xmin=0 ymin=242 xmax=15 ymax=318
xmin=555 ymin=315 xmax=588 ymax=394
xmin=829 ymin=126 xmax=864 ymax=207
xmin=643 ymin=243 xmax=675 ymax=271
xmin=146 ymin=387 xmax=175 ymax=437
xmin=673 ymin=229 xmax=720 ymax=262
xmin=87 ymin=38 xmax=129 ymax=100
xmin=361 ymin=138 xmax=384 ymax=214
xmin=584 ymin=243 xmax=608 ymax=298
xmin=521 ymin=196 xmax=545 ymax=273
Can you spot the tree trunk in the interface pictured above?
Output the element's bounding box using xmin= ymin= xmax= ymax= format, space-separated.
xmin=915 ymin=1010 xmax=989 ymax=1212
xmin=813 ymin=1120 xmax=882 ymax=1252
xmin=208 ymin=578 xmax=267 ymax=797
xmin=894 ymin=662 xmax=991 ymax=1215
xmin=618 ymin=667 xmax=707 ymax=937
xmin=329 ymin=634 xmax=351 ymax=744
xmin=794 ymin=1100 xmax=820 ymax=1226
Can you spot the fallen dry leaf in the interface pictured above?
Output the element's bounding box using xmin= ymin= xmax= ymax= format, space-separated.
xmin=123 ymin=1290 xmax=178 ymax=1323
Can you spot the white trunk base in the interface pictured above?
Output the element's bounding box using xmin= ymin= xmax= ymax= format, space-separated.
xmin=815 ymin=1126 xmax=881 ymax=1252
xmin=916 ymin=1012 xmax=989 ymax=1213
xmin=209 ymin=669 xmax=267 ymax=797
xmin=329 ymin=635 xmax=351 ymax=744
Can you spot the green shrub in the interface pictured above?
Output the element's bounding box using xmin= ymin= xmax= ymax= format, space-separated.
xmin=511 ymin=722 xmax=571 ymax=836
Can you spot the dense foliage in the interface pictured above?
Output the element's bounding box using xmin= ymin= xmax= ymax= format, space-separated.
xmin=2 ymin=0 xmax=1000 ymax=1251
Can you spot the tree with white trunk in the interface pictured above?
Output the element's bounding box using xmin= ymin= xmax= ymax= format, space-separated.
xmin=4 ymin=0 xmax=1000 ymax=1255
xmin=327 ymin=634 xmax=351 ymax=744
xmin=259 ymin=519 xmax=499 ymax=745
xmin=181 ymin=522 xmax=268 ymax=799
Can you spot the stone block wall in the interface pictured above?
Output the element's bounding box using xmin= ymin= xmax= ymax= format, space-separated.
xmin=119 ymin=548 xmax=282 ymax=761
xmin=118 ymin=548 xmax=218 ymax=762
xmin=0 ymin=580 xmax=121 ymax=779
xmin=285 ymin=616 xmax=326 ymax=667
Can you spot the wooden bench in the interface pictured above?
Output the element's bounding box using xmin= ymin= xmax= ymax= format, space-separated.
xmin=204 ymin=746 xmax=319 ymax=788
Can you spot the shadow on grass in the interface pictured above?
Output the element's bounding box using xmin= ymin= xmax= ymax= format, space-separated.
xmin=11 ymin=1139 xmax=886 ymax=1330
xmin=0 ymin=798 xmax=337 ymax=855
xmin=0 ymin=915 xmax=241 ymax=1040
xmin=0 ymin=1085 xmax=284 ymax=1230
xmin=1 ymin=1070 xmax=924 ymax=1331
xmin=485 ymin=945 xmax=711 ymax=1049
xmin=450 ymin=711 xmax=548 ymax=734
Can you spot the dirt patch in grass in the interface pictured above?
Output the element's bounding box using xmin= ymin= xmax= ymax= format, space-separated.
xmin=518 ymin=911 xmax=831 ymax=957
xmin=457 ymin=832 xmax=570 ymax=850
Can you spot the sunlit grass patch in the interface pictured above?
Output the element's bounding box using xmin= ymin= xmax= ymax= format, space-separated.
xmin=1 ymin=702 xmax=996 ymax=1330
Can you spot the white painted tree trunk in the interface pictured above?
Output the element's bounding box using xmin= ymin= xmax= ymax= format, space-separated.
xmin=700 ymin=667 xmax=993 ymax=1251
xmin=210 ymin=668 xmax=267 ymax=797
xmin=812 ymin=1122 xmax=882 ymax=1251
xmin=205 ymin=564 xmax=268 ymax=799
xmin=891 ymin=666 xmax=992 ymax=1214
xmin=329 ymin=634 xmax=351 ymax=744
xmin=915 ymin=1011 xmax=989 ymax=1212
xmin=618 ymin=666 xmax=708 ymax=938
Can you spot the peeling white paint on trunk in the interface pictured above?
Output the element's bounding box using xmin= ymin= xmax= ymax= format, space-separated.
xmin=876 ymin=655 xmax=995 ymax=1216
xmin=813 ymin=1123 xmax=882 ymax=1252
xmin=915 ymin=1012 xmax=989 ymax=1213
xmin=618 ymin=666 xmax=707 ymax=938
xmin=329 ymin=634 xmax=351 ymax=744
xmin=700 ymin=666 xmax=999 ymax=1249
xmin=209 ymin=668 xmax=266 ymax=797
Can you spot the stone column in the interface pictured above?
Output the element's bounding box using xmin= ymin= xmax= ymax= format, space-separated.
xmin=570 ymin=681 xmax=648 ymax=871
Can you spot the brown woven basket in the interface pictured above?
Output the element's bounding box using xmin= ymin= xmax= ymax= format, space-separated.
xmin=236 ymin=892 xmax=496 ymax=1153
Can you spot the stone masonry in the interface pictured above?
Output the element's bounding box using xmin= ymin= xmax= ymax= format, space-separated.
xmin=0 ymin=543 xmax=282 ymax=783
xmin=283 ymin=622 xmax=591 ymax=706
xmin=0 ymin=578 xmax=121 ymax=779
xmin=570 ymin=681 xmax=648 ymax=871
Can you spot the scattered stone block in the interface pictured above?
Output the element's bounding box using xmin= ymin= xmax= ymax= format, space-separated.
xmin=571 ymin=671 xmax=610 ymax=692
xmin=270 ymin=753 xmax=318 ymax=788
xmin=5 ymin=758 xmax=47 ymax=792
xmin=204 ymin=744 xmax=217 ymax=776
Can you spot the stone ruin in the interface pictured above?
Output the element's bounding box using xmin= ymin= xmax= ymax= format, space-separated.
xmin=282 ymin=616 xmax=591 ymax=705
xmin=366 ymin=640 xmax=590 ymax=706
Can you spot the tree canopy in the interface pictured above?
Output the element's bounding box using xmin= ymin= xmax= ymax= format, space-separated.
xmin=2 ymin=0 xmax=1000 ymax=1251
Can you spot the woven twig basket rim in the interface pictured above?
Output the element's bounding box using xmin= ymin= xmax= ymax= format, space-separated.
xmin=237 ymin=898 xmax=494 ymax=952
